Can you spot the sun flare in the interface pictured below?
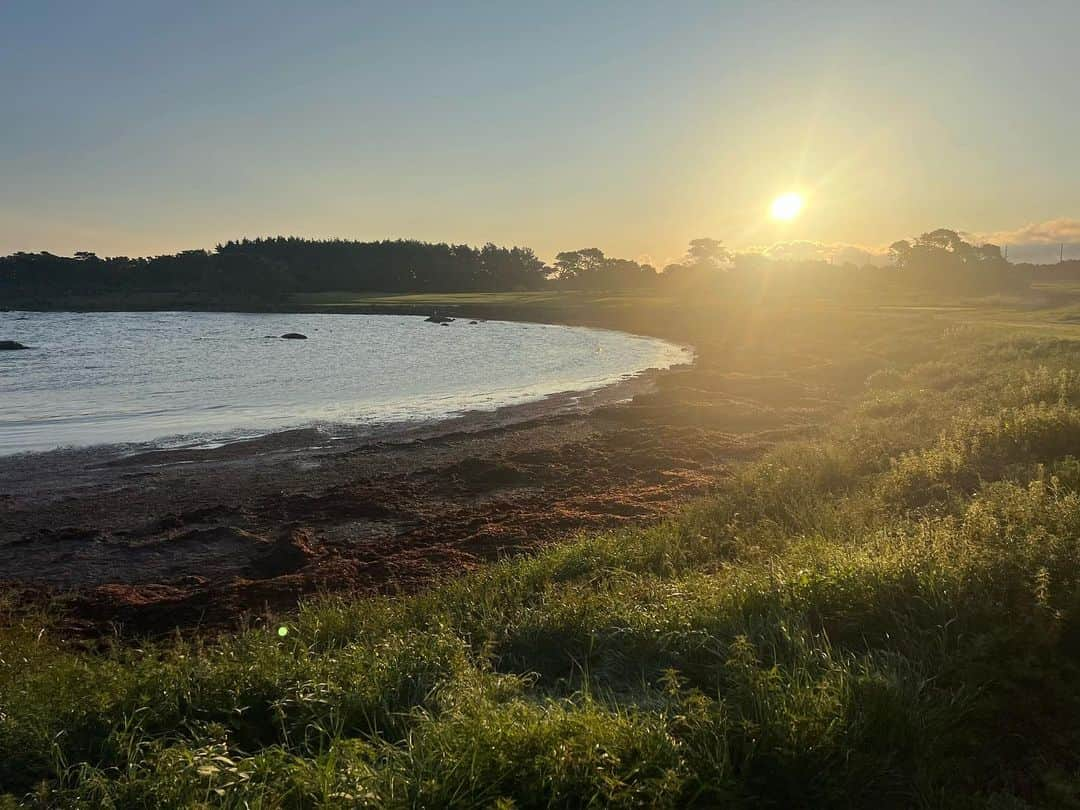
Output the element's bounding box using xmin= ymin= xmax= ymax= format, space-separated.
xmin=770 ymin=192 xmax=804 ymax=221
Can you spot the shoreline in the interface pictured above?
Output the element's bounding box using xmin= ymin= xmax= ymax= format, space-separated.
xmin=0 ymin=361 xmax=684 ymax=504
xmin=0 ymin=308 xmax=692 ymax=459
xmin=0 ymin=300 xmax=834 ymax=637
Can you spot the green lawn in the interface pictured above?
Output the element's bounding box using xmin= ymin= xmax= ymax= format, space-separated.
xmin=295 ymin=291 xmax=581 ymax=307
xmin=290 ymin=290 xmax=681 ymax=327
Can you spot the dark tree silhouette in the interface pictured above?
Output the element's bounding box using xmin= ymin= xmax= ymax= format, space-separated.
xmin=0 ymin=238 xmax=551 ymax=303
xmin=550 ymin=248 xmax=657 ymax=289
xmin=0 ymin=228 xmax=1033 ymax=306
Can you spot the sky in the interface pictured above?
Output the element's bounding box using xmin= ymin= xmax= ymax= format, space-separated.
xmin=2 ymin=1 xmax=1078 ymax=266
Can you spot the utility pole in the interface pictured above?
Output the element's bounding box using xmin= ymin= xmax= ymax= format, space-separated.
xmin=1062 ymin=243 xmax=1066 ymax=264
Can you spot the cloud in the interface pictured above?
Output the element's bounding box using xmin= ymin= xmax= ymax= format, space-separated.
xmin=743 ymin=240 xmax=892 ymax=267
xmin=976 ymin=218 xmax=1080 ymax=246
xmin=972 ymin=218 xmax=1080 ymax=264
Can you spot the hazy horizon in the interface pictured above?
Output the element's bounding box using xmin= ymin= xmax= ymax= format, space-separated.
xmin=3 ymin=1 xmax=1078 ymax=266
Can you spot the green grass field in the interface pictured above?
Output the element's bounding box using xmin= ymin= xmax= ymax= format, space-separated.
xmin=7 ymin=288 xmax=1080 ymax=807
xmin=296 ymin=291 xmax=587 ymax=307
xmin=293 ymin=282 xmax=1080 ymax=339
xmin=290 ymin=290 xmax=684 ymax=333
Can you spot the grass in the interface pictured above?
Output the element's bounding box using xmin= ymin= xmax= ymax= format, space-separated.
xmin=7 ymin=292 xmax=1080 ymax=806
xmin=295 ymin=291 xmax=595 ymax=307
xmin=289 ymin=290 xmax=683 ymax=334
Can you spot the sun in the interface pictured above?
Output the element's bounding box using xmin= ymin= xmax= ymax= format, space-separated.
xmin=769 ymin=192 xmax=804 ymax=222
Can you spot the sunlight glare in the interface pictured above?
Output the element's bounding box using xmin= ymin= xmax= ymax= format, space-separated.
xmin=770 ymin=192 xmax=804 ymax=222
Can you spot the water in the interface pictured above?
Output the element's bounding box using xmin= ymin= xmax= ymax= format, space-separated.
xmin=0 ymin=311 xmax=689 ymax=455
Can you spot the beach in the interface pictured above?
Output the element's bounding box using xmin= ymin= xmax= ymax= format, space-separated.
xmin=0 ymin=349 xmax=834 ymax=636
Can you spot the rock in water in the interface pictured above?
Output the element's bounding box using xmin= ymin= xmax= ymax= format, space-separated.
xmin=0 ymin=340 xmax=29 ymax=350
xmin=280 ymin=333 xmax=308 ymax=340
xmin=424 ymin=314 xmax=454 ymax=324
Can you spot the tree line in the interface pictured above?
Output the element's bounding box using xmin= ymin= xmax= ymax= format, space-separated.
xmin=0 ymin=238 xmax=549 ymax=304
xmin=0 ymin=229 xmax=1039 ymax=305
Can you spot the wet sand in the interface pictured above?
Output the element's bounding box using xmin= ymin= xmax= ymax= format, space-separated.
xmin=1 ymin=349 xmax=839 ymax=637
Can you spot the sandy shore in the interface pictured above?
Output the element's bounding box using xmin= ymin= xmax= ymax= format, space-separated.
xmin=1 ymin=340 xmax=837 ymax=636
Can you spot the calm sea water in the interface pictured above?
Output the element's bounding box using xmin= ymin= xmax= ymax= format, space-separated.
xmin=0 ymin=312 xmax=689 ymax=455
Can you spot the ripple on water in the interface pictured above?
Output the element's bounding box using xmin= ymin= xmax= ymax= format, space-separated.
xmin=0 ymin=311 xmax=690 ymax=455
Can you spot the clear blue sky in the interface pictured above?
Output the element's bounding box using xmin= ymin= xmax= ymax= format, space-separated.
xmin=2 ymin=1 xmax=1078 ymax=264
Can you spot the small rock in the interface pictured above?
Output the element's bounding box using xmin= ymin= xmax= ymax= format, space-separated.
xmin=280 ymin=333 xmax=308 ymax=340
xmin=424 ymin=314 xmax=454 ymax=324
xmin=469 ymin=320 xmax=479 ymax=325
xmin=0 ymin=340 xmax=29 ymax=350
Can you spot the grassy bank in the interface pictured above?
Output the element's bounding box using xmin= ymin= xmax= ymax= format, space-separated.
xmin=6 ymin=294 xmax=1080 ymax=806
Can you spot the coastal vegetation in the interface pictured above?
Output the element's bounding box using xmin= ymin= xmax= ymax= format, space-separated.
xmin=6 ymin=2 xmax=1079 ymax=805
xmin=0 ymin=228 xmax=1053 ymax=312
xmin=5 ymin=285 xmax=1080 ymax=806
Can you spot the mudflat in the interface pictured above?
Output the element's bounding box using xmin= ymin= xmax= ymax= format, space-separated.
xmin=0 ymin=355 xmax=835 ymax=636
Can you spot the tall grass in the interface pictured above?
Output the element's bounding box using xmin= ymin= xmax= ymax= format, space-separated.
xmin=5 ymin=325 xmax=1080 ymax=807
